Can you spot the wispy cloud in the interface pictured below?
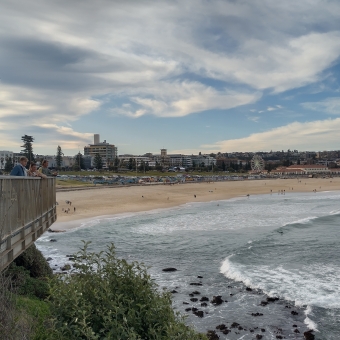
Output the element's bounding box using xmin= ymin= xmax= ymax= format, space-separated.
xmin=202 ymin=118 xmax=340 ymax=152
xmin=301 ymin=97 xmax=340 ymax=115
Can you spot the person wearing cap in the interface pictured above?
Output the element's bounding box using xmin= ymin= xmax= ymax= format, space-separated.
xmin=10 ymin=156 xmax=28 ymax=176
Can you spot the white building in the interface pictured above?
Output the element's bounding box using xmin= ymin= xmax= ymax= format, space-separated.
xmin=0 ymin=151 xmax=14 ymax=169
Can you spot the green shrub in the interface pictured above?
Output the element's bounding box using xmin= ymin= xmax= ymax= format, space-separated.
xmin=6 ymin=263 xmax=50 ymax=299
xmin=48 ymin=242 xmax=207 ymax=340
xmin=13 ymin=244 xmax=53 ymax=279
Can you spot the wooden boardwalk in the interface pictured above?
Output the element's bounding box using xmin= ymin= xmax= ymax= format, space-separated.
xmin=0 ymin=176 xmax=57 ymax=271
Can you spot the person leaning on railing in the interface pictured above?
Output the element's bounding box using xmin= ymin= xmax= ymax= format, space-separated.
xmin=38 ymin=159 xmax=58 ymax=177
xmin=10 ymin=156 xmax=28 ymax=176
xmin=28 ymin=162 xmax=47 ymax=178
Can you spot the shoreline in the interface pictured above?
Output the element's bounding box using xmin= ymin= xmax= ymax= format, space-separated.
xmin=51 ymin=177 xmax=340 ymax=231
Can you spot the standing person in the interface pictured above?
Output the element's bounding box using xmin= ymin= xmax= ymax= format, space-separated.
xmin=39 ymin=160 xmax=58 ymax=176
xmin=10 ymin=156 xmax=28 ymax=176
xmin=27 ymin=163 xmax=47 ymax=178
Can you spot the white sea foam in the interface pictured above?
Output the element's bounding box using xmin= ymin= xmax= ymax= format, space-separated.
xmin=304 ymin=306 xmax=319 ymax=331
xmin=220 ymin=257 xmax=340 ymax=309
xmin=282 ymin=216 xmax=318 ymax=226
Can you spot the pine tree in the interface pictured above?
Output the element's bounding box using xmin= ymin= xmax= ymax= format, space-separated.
xmin=21 ymin=135 xmax=35 ymax=168
xmin=94 ymin=153 xmax=103 ymax=170
xmin=74 ymin=152 xmax=85 ymax=170
xmin=4 ymin=157 xmax=14 ymax=173
xmin=55 ymin=146 xmax=64 ymax=170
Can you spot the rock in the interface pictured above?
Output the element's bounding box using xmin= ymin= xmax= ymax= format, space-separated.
xmin=68 ymin=257 xmax=75 ymax=261
xmin=291 ymin=311 xmax=298 ymax=315
xmin=267 ymin=297 xmax=279 ymax=302
xmin=294 ymin=329 xmax=300 ymax=333
xmin=303 ymin=330 xmax=315 ymax=340
xmin=200 ymin=296 xmax=209 ymax=302
xmin=231 ymin=322 xmax=240 ymax=328
xmin=211 ymin=295 xmax=224 ymax=305
xmin=230 ymin=293 xmax=234 ymax=296
xmin=185 ymin=308 xmax=192 ymax=312
xmin=227 ymin=285 xmax=233 ymax=288
xmin=193 ymin=310 xmax=204 ymax=318
xmin=276 ymin=336 xmax=283 ymax=339
xmin=46 ymin=257 xmax=52 ymax=261
xmin=261 ymin=328 xmax=266 ymax=332
xmin=61 ymin=264 xmax=71 ymax=271
xmin=249 ymin=329 xmax=254 ymax=332
xmin=189 ymin=293 xmax=194 ymax=297
xmin=192 ymin=290 xmax=200 ymax=295
xmin=190 ymin=282 xmax=202 ymax=286
xmin=251 ymin=312 xmax=263 ymax=317
xmin=190 ymin=298 xmax=198 ymax=302
xmin=246 ymin=287 xmax=252 ymax=291
xmin=260 ymin=301 xmax=268 ymax=306
xmin=256 ymin=335 xmax=263 ymax=339
xmin=292 ymin=324 xmax=297 ymax=327
xmin=206 ymin=330 xmax=219 ymax=340
xmin=238 ymin=326 xmax=243 ymax=330
xmin=50 ymin=239 xmax=57 ymax=242
xmin=197 ymin=275 xmax=203 ymax=278
xmin=224 ymin=300 xmax=228 ymax=302
xmin=162 ymin=268 xmax=177 ymax=272
xmin=201 ymin=302 xmax=208 ymax=307
xmin=192 ymin=308 xmax=198 ymax=312
xmin=222 ymin=329 xmax=230 ymax=334
xmin=183 ymin=302 xmax=189 ymax=305
xmin=171 ymin=290 xmax=178 ymax=293
xmin=216 ymin=324 xmax=227 ymax=330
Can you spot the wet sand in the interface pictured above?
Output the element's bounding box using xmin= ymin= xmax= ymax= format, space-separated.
xmin=52 ymin=177 xmax=340 ymax=230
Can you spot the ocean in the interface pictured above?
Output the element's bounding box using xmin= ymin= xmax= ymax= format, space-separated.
xmin=36 ymin=190 xmax=340 ymax=339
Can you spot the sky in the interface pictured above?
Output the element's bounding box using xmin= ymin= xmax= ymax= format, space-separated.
xmin=1 ymin=0 xmax=340 ymax=156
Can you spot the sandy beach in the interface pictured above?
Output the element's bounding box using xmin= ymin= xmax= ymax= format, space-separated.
xmin=52 ymin=177 xmax=340 ymax=230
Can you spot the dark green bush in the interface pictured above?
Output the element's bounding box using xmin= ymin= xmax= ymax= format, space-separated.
xmin=48 ymin=242 xmax=207 ymax=340
xmin=13 ymin=244 xmax=53 ymax=279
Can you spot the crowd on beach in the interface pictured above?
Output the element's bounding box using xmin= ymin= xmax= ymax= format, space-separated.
xmin=9 ymin=156 xmax=58 ymax=178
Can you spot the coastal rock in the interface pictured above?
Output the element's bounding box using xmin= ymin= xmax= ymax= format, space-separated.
xmin=216 ymin=324 xmax=227 ymax=330
xmin=197 ymin=275 xmax=203 ymax=278
xmin=50 ymin=239 xmax=57 ymax=242
xmin=294 ymin=329 xmax=300 ymax=333
xmin=267 ymin=297 xmax=279 ymax=302
xmin=231 ymin=322 xmax=240 ymax=328
xmin=211 ymin=296 xmax=224 ymax=305
xmin=260 ymin=301 xmax=268 ymax=306
xmin=291 ymin=311 xmax=298 ymax=315
xmin=200 ymin=296 xmax=209 ymax=302
xmin=61 ymin=264 xmax=71 ymax=271
xmin=46 ymin=257 xmax=52 ymax=261
xmin=185 ymin=308 xmax=192 ymax=312
xmin=192 ymin=307 xmax=198 ymax=312
xmin=222 ymin=329 xmax=230 ymax=334
xmin=193 ymin=310 xmax=204 ymax=318
xmin=256 ymin=335 xmax=263 ymax=339
xmin=251 ymin=312 xmax=263 ymax=317
xmin=190 ymin=298 xmax=198 ymax=302
xmin=261 ymin=328 xmax=266 ymax=332
xmin=183 ymin=302 xmax=189 ymax=305
xmin=189 ymin=293 xmax=194 ymax=297
xmin=192 ymin=290 xmax=200 ymax=295
xmin=276 ymin=336 xmax=283 ymax=339
xmin=292 ymin=324 xmax=297 ymax=327
xmin=190 ymin=282 xmax=203 ymax=286
xmin=246 ymin=287 xmax=252 ymax=291
xmin=303 ymin=330 xmax=315 ymax=340
xmin=68 ymin=257 xmax=75 ymax=261
xmin=201 ymin=302 xmax=208 ymax=307
xmin=162 ymin=267 xmax=177 ymax=272
xmin=171 ymin=290 xmax=178 ymax=293
xmin=206 ymin=330 xmax=219 ymax=340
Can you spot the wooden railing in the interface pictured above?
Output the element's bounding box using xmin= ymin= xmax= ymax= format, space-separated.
xmin=0 ymin=176 xmax=57 ymax=271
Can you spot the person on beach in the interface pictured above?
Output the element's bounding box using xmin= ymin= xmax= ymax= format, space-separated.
xmin=39 ymin=160 xmax=58 ymax=176
xmin=10 ymin=156 xmax=28 ymax=176
xmin=28 ymin=163 xmax=47 ymax=178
